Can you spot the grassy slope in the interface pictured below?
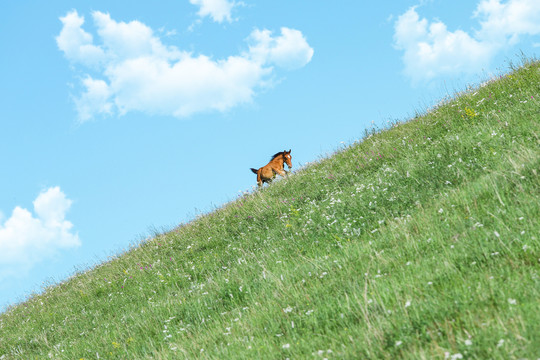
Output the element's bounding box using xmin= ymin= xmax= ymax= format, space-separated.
xmin=1 ymin=61 xmax=539 ymax=359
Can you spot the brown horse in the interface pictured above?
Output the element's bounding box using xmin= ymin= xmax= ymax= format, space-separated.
xmin=250 ymin=150 xmax=292 ymax=187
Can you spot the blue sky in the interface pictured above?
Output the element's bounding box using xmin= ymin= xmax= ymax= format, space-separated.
xmin=1 ymin=0 xmax=539 ymax=311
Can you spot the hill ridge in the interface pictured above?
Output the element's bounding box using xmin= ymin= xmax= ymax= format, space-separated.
xmin=1 ymin=60 xmax=539 ymax=359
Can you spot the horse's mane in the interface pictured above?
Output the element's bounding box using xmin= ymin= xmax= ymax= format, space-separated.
xmin=270 ymin=151 xmax=284 ymax=161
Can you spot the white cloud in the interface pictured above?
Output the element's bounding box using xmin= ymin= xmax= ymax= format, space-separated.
xmin=189 ymin=0 xmax=238 ymax=23
xmin=393 ymin=0 xmax=540 ymax=83
xmin=248 ymin=28 xmax=314 ymax=70
xmin=393 ymin=7 xmax=495 ymax=83
xmin=57 ymin=10 xmax=313 ymax=121
xmin=75 ymin=76 xmax=113 ymax=122
xmin=0 ymin=187 xmax=80 ymax=280
xmin=56 ymin=11 xmax=106 ymax=68
xmin=474 ymin=0 xmax=540 ymax=44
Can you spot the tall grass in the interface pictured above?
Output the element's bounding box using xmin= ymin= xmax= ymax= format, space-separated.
xmin=1 ymin=59 xmax=539 ymax=359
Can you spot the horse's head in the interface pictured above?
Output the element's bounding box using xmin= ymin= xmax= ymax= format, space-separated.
xmin=283 ymin=149 xmax=292 ymax=169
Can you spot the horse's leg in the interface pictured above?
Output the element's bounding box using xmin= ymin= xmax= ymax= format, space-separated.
xmin=274 ymin=168 xmax=287 ymax=178
xmin=257 ymin=170 xmax=263 ymax=187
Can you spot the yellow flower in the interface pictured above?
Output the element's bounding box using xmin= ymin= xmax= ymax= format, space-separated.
xmin=464 ymin=107 xmax=478 ymax=118
xmin=112 ymin=341 xmax=121 ymax=349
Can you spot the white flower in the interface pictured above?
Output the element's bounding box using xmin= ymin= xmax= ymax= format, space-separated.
xmin=395 ymin=340 xmax=402 ymax=346
xmin=508 ymin=298 xmax=517 ymax=305
xmin=282 ymin=344 xmax=290 ymax=349
xmin=283 ymin=306 xmax=293 ymax=313
xmin=497 ymin=339 xmax=505 ymax=348
xmin=438 ymin=208 xmax=444 ymax=213
xmin=464 ymin=339 xmax=472 ymax=346
xmin=405 ymin=300 xmax=411 ymax=308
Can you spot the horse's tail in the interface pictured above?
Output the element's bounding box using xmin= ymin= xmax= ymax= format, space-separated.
xmin=250 ymin=168 xmax=258 ymax=174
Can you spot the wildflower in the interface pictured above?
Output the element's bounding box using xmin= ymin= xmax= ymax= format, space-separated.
xmin=464 ymin=339 xmax=472 ymax=346
xmin=395 ymin=340 xmax=402 ymax=346
xmin=464 ymin=107 xmax=478 ymax=119
xmin=508 ymin=298 xmax=517 ymax=305
xmin=283 ymin=344 xmax=290 ymax=349
xmin=405 ymin=300 xmax=411 ymax=308
xmin=283 ymin=306 xmax=293 ymax=313
xmin=497 ymin=339 xmax=505 ymax=348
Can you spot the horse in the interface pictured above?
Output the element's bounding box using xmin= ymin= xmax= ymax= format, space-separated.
xmin=250 ymin=150 xmax=292 ymax=187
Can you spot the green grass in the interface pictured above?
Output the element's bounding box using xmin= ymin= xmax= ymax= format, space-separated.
xmin=1 ymin=59 xmax=539 ymax=359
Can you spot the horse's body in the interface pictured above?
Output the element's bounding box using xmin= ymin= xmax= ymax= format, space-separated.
xmin=250 ymin=150 xmax=292 ymax=187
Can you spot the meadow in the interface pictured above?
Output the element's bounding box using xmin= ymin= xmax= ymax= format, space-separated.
xmin=0 ymin=59 xmax=539 ymax=359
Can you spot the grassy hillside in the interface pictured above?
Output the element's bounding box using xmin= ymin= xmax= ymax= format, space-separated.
xmin=1 ymin=60 xmax=539 ymax=359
